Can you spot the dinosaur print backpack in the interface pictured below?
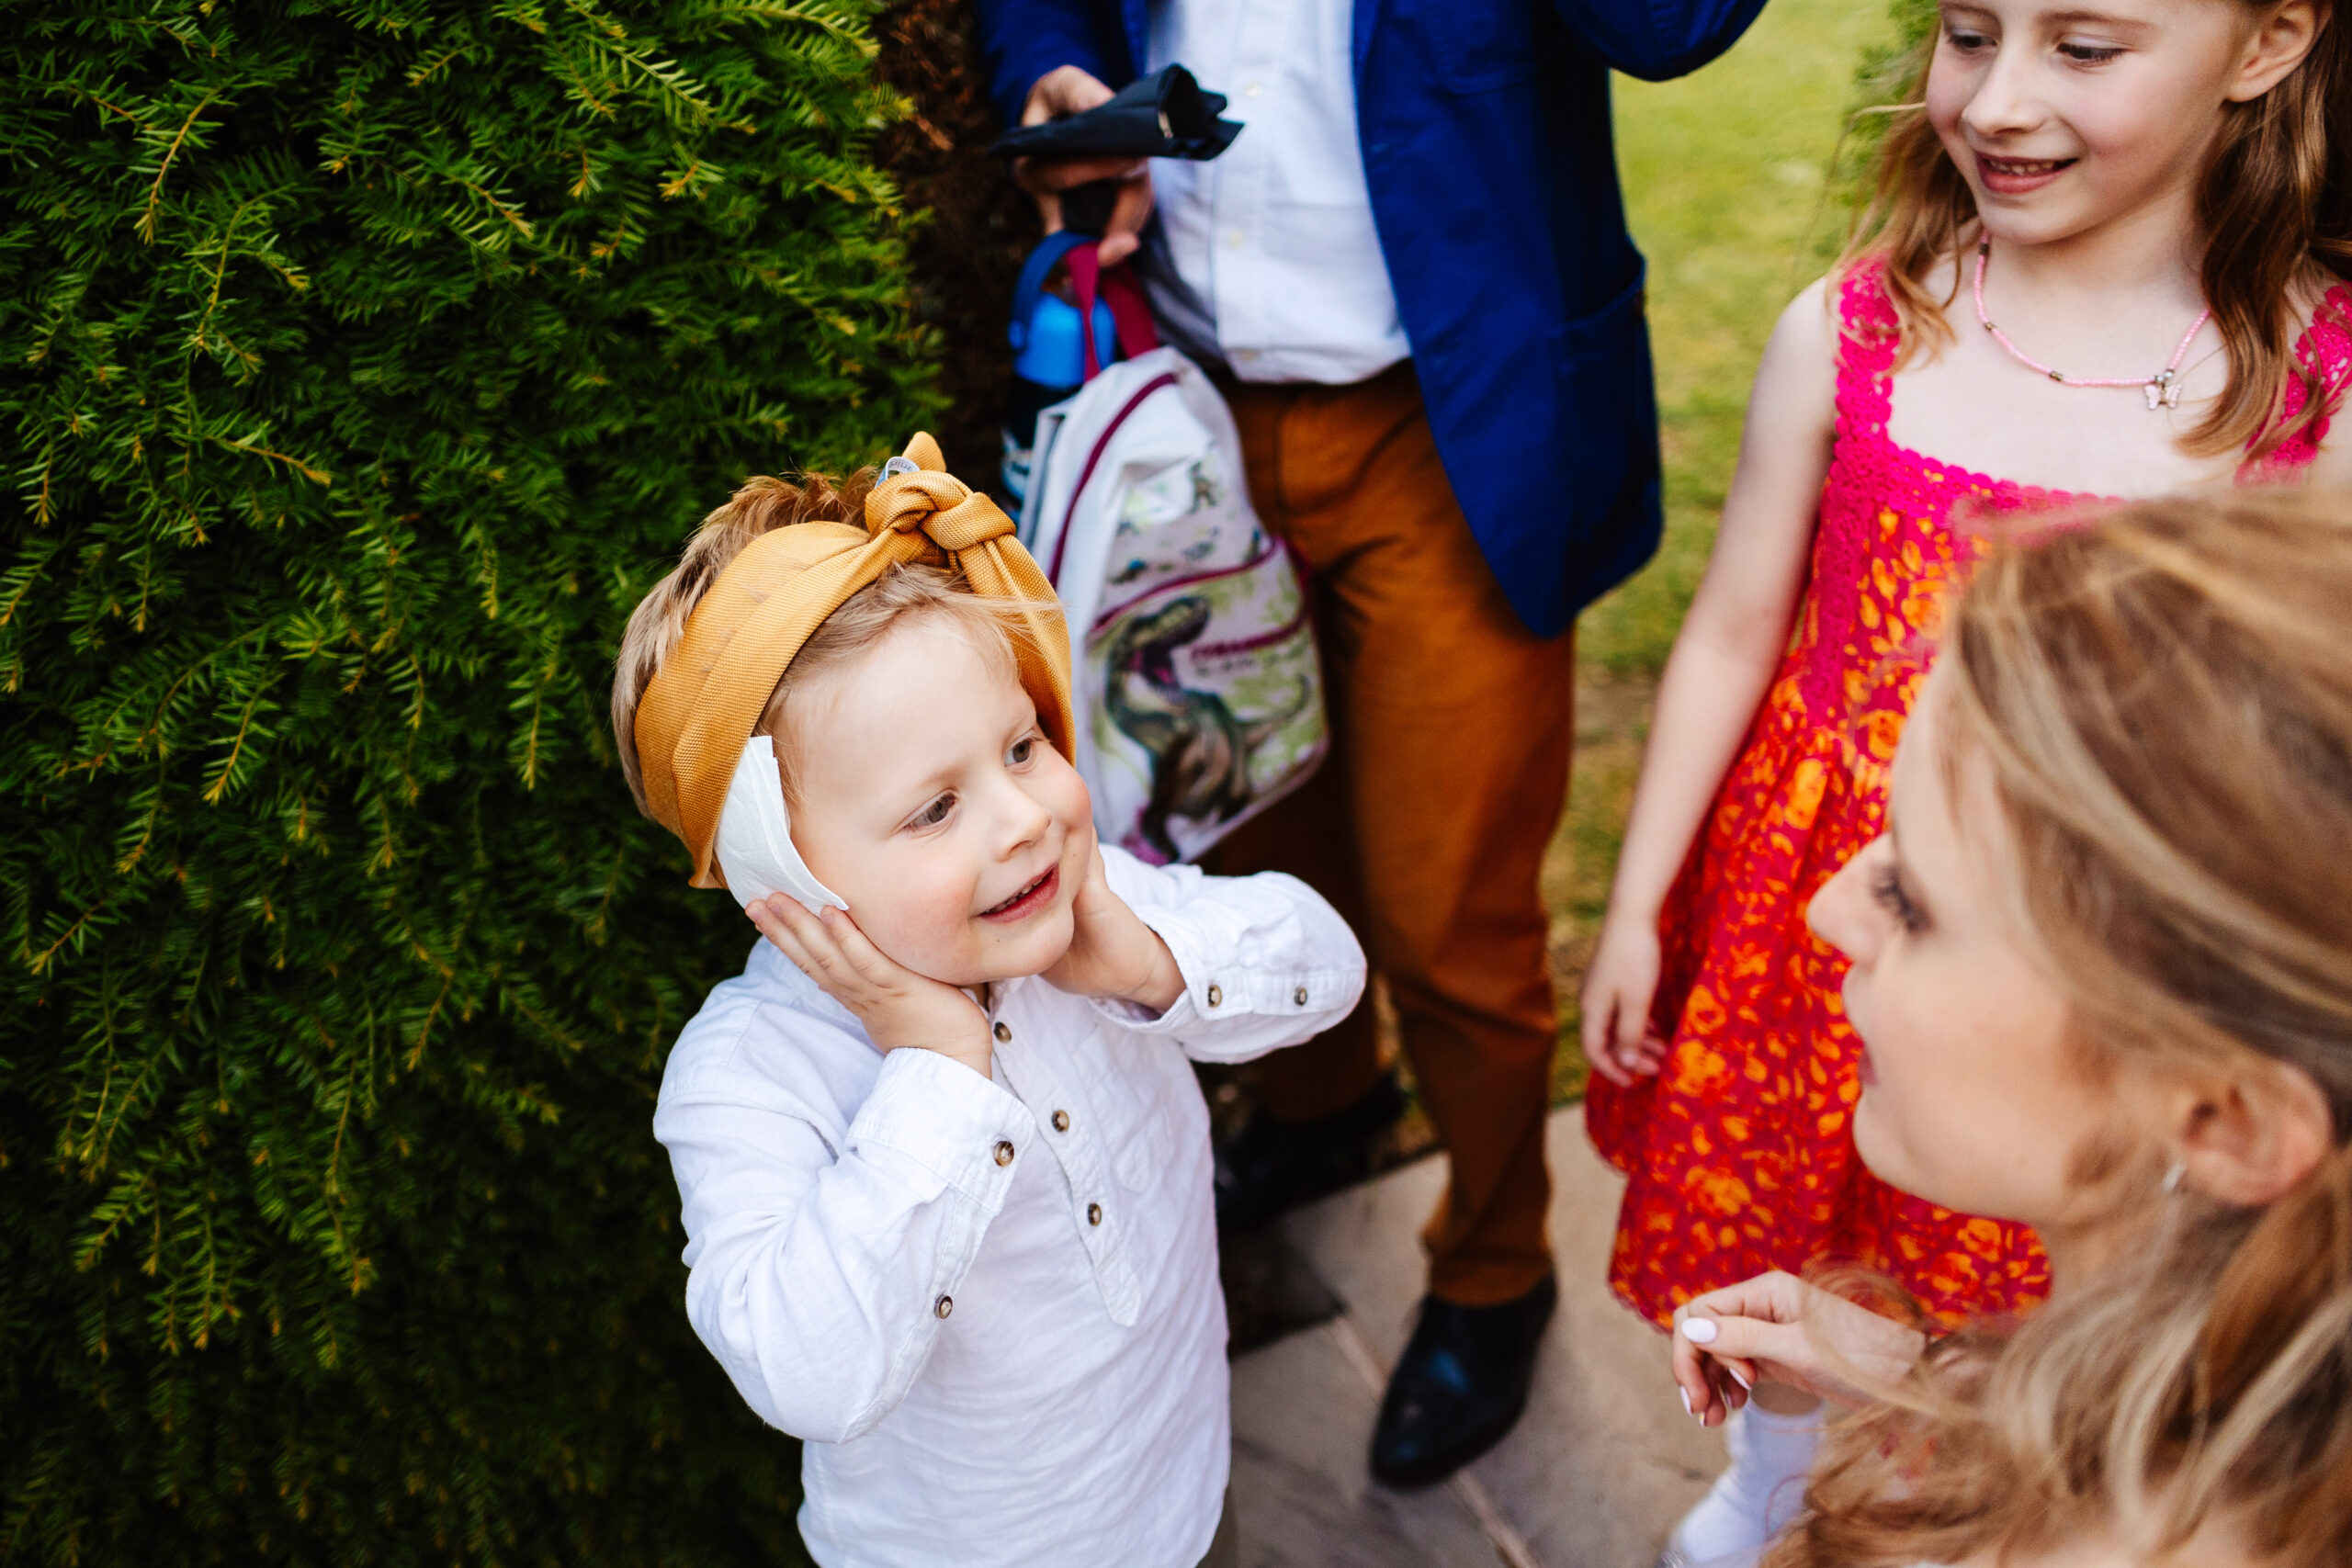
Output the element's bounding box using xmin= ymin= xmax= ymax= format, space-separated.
xmin=1013 ymin=245 xmax=1326 ymax=865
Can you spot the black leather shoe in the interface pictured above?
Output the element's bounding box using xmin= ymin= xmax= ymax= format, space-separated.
xmin=1370 ymin=1274 xmax=1557 ymax=1489
xmin=1213 ymin=1071 xmax=1407 ymax=1230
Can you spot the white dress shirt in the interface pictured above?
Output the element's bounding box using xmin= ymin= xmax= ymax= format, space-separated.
xmin=1143 ymin=0 xmax=1410 ymax=385
xmin=654 ymin=848 xmax=1366 ymax=1568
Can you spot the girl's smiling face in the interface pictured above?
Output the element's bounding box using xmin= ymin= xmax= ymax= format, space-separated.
xmin=783 ymin=615 xmax=1092 ymax=988
xmin=1926 ymin=0 xmax=2319 ymax=249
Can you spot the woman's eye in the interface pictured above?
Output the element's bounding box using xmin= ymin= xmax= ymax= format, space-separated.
xmin=1871 ymin=865 xmax=1930 ymax=935
xmin=1943 ymin=25 xmax=1992 ymax=51
xmin=909 ymin=793 xmax=956 ymax=829
xmin=2058 ymin=39 xmax=2123 ymax=62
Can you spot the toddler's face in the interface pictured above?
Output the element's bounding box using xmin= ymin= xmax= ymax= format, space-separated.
xmin=785 ymin=616 xmax=1091 ymax=988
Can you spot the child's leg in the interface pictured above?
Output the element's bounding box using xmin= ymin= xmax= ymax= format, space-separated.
xmin=1668 ymin=1384 xmax=1824 ymax=1563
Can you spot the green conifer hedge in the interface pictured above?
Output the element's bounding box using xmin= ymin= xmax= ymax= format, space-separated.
xmin=0 ymin=2 xmax=933 ymax=1561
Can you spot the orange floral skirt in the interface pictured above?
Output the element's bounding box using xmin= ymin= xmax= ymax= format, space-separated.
xmin=1584 ymin=667 xmax=2049 ymax=1330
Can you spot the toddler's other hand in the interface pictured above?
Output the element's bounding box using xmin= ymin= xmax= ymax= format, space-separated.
xmin=1669 ymin=1271 xmax=1928 ymax=1427
xmin=748 ymin=897 xmax=993 ymax=1077
xmin=1581 ymin=917 xmax=1670 ymax=1086
xmin=1043 ymin=833 xmax=1184 ymax=1013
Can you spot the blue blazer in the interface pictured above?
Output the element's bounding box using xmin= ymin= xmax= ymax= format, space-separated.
xmin=978 ymin=0 xmax=1768 ymax=636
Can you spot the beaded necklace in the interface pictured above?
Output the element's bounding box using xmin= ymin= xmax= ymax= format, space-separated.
xmin=1973 ymin=238 xmax=2212 ymax=411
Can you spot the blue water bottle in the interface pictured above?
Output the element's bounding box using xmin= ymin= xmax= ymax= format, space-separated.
xmin=1002 ymin=231 xmax=1117 ymax=508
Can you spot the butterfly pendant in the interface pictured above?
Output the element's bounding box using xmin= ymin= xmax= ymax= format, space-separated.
xmin=2145 ymin=370 xmax=2184 ymax=412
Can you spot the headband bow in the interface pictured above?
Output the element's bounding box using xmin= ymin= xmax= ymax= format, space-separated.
xmin=633 ymin=433 xmax=1076 ymax=894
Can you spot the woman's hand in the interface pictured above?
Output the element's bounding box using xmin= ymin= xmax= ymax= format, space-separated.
xmin=748 ymin=897 xmax=994 ymax=1077
xmin=1581 ymin=914 xmax=1670 ymax=1086
xmin=1670 ymin=1271 xmax=1929 ymax=1427
xmin=1042 ymin=835 xmax=1184 ymax=1012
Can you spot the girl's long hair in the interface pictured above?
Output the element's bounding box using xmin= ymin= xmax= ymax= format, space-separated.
xmin=1844 ymin=4 xmax=2352 ymax=461
xmin=1768 ymin=490 xmax=2352 ymax=1566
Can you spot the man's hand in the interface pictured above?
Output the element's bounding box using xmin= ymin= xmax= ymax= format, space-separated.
xmin=748 ymin=897 xmax=995 ymax=1077
xmin=1669 ymin=1272 xmax=1930 ymax=1427
xmin=1042 ymin=833 xmax=1184 ymax=1012
xmin=1013 ymin=66 xmax=1154 ymax=267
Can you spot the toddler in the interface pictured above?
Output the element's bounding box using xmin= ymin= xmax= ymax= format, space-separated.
xmin=613 ymin=435 xmax=1365 ymax=1568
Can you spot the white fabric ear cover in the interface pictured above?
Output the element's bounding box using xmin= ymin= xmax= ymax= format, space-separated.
xmin=715 ymin=735 xmax=849 ymax=915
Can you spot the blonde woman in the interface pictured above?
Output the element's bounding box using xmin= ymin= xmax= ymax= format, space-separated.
xmin=1668 ymin=489 xmax=2352 ymax=1568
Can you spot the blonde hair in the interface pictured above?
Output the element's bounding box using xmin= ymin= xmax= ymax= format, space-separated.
xmin=612 ymin=470 xmax=1031 ymax=813
xmin=1772 ymin=489 xmax=2352 ymax=1566
xmin=1842 ymin=3 xmax=2352 ymax=462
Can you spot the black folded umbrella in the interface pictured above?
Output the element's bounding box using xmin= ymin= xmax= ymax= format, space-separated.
xmin=988 ymin=65 xmax=1243 ymax=163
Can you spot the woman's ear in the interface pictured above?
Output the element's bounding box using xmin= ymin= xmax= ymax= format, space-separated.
xmin=2174 ymin=1058 xmax=2335 ymax=1205
xmin=2227 ymin=0 xmax=2325 ymax=104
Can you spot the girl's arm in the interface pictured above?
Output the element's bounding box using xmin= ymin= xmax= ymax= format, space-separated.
xmin=1582 ymin=278 xmax=1840 ymax=1085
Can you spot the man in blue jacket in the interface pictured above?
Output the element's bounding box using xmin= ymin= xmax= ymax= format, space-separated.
xmin=979 ymin=0 xmax=1767 ymax=1488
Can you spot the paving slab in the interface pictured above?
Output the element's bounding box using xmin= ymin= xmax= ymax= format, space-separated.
xmin=1228 ymin=1103 xmax=1727 ymax=1567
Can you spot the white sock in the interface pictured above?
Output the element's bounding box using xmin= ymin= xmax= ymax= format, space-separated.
xmin=1666 ymin=1402 xmax=1824 ymax=1564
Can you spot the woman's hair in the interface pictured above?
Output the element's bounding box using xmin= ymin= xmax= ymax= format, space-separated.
xmin=611 ymin=469 xmax=1031 ymax=813
xmin=1843 ymin=2 xmax=2352 ymax=461
xmin=1770 ymin=489 xmax=2352 ymax=1566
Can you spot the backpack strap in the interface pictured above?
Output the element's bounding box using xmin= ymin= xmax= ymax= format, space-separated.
xmin=1062 ymin=244 xmax=1161 ymax=378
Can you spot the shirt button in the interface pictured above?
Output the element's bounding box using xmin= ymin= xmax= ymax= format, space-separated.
xmin=1294 ymin=986 xmax=1308 ymax=1005
xmin=1243 ymin=81 xmax=1263 ymax=98
xmin=1205 ymin=984 xmax=1223 ymax=1008
xmin=993 ymin=1140 xmax=1015 ymax=1167
xmin=1052 ymin=1110 xmax=1070 ymax=1133
xmin=934 ymin=1294 xmax=954 ymax=1319
xmin=992 ymin=1021 xmax=1011 ymax=1043
xmin=1087 ymin=1202 xmax=1103 ymax=1226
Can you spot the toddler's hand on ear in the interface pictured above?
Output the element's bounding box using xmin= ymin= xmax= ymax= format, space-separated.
xmin=1043 ymin=833 xmax=1185 ymax=1013
xmin=748 ymin=897 xmax=994 ymax=1077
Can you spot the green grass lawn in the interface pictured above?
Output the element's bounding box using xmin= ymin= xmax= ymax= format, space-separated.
xmin=1539 ymin=0 xmax=1895 ymax=1102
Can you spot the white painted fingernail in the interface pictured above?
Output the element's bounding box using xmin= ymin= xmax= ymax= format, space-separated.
xmin=1679 ymin=1386 xmax=1691 ymax=1415
xmin=1680 ymin=1318 xmax=1717 ymax=1344
xmin=1727 ymin=1366 xmax=1752 ymax=1391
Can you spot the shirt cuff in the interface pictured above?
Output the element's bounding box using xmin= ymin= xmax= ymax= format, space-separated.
xmin=1084 ymin=901 xmax=1345 ymax=1036
xmin=846 ymin=1046 xmax=1036 ymax=1207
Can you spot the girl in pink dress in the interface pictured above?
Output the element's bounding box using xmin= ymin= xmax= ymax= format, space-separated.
xmin=1578 ymin=0 xmax=2352 ymax=1560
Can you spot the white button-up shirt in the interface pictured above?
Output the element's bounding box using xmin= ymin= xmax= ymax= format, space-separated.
xmin=1143 ymin=0 xmax=1410 ymax=385
xmin=654 ymin=849 xmax=1366 ymax=1568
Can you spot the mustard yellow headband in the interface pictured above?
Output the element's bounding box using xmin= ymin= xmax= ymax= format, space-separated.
xmin=633 ymin=433 xmax=1076 ymax=890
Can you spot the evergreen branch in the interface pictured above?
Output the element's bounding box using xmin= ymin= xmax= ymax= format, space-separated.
xmin=405 ymin=43 xmax=472 ymax=87
xmin=189 ymin=195 xmax=260 ymax=355
xmin=670 ymin=1 xmax=872 ymax=46
xmin=138 ymin=89 xmax=222 ymax=244
xmin=25 ymin=893 xmax=109 ymax=977
xmin=0 ymin=534 xmax=59 ymax=627
xmin=198 ymin=687 xmax=269 ymax=804
xmin=209 ymin=434 xmax=333 ymax=486
xmin=449 ymin=175 xmax=535 ymax=238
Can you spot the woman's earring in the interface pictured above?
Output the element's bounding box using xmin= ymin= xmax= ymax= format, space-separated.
xmin=2161 ymin=1159 xmax=2188 ymax=1195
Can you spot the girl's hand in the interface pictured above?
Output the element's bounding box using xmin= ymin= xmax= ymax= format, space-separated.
xmin=1581 ymin=914 xmax=1670 ymax=1086
xmin=747 ymin=897 xmax=994 ymax=1077
xmin=1042 ymin=834 xmax=1184 ymax=1013
xmin=1669 ymin=1272 xmax=1929 ymax=1427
